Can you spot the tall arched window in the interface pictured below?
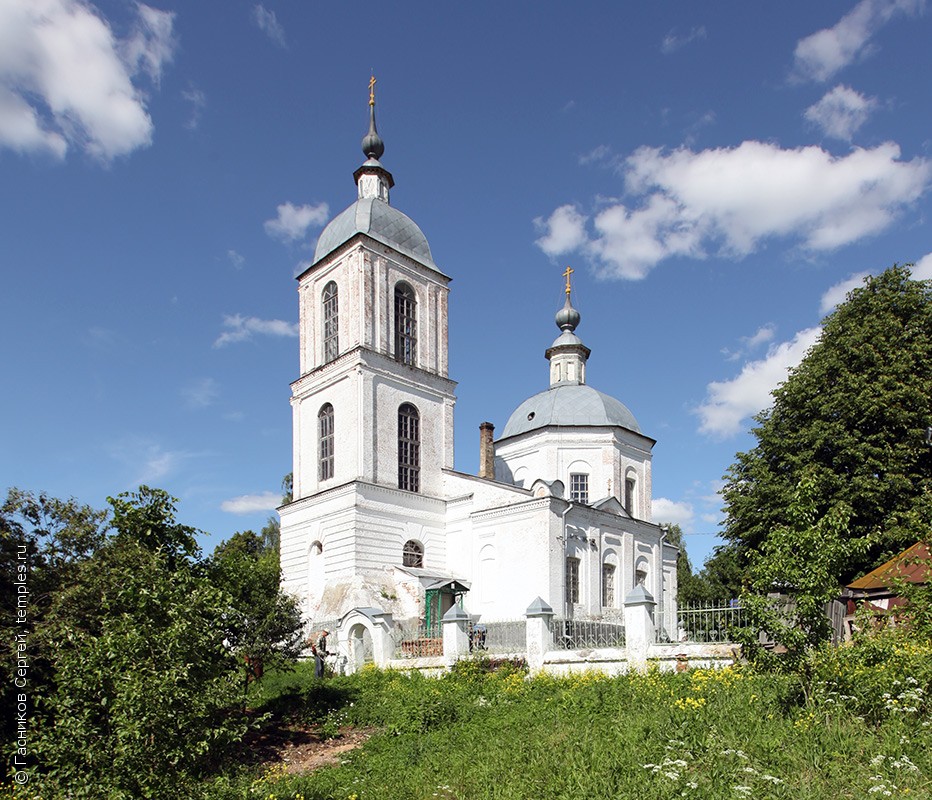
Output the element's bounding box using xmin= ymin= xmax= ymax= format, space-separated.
xmin=402 ymin=539 xmax=423 ymax=568
xmin=394 ymin=282 xmax=417 ymax=365
xmin=398 ymin=403 xmax=420 ymax=492
xmin=318 ymin=403 xmax=334 ymax=480
xmin=322 ymin=282 xmax=339 ymax=363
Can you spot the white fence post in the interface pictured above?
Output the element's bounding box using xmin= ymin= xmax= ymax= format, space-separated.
xmin=525 ymin=597 xmax=555 ymax=673
xmin=624 ymin=585 xmax=656 ymax=671
xmin=442 ymin=604 xmax=470 ymax=666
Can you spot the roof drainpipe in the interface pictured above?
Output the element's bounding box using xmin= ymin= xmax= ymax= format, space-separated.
xmin=562 ymin=500 xmax=574 ymax=620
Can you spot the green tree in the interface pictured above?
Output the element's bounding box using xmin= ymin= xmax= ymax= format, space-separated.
xmin=722 ymin=265 xmax=932 ymax=583
xmin=209 ymin=529 xmax=304 ymax=703
xmin=31 ymin=488 xmax=247 ymax=798
xmin=738 ymin=473 xmax=864 ymax=667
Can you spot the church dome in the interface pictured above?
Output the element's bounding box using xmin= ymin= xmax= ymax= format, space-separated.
xmin=313 ymin=197 xmax=435 ymax=267
xmin=500 ymin=383 xmax=641 ymax=439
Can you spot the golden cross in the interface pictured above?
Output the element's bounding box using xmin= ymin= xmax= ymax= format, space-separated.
xmin=368 ymin=75 xmax=377 ymax=106
xmin=562 ymin=265 xmax=574 ymax=296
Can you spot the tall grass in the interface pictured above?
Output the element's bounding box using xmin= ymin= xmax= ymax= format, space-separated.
xmin=200 ymin=638 xmax=931 ymax=800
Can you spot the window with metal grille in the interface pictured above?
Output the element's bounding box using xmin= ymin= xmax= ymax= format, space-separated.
xmin=318 ymin=403 xmax=334 ymax=480
xmin=398 ymin=403 xmax=420 ymax=492
xmin=565 ymin=556 xmax=580 ymax=604
xmin=394 ymin=283 xmax=417 ymax=365
xmin=322 ymin=282 xmax=339 ymax=363
xmin=402 ymin=539 xmax=423 ymax=568
xmin=570 ymin=473 xmax=589 ymax=504
xmin=625 ymin=476 xmax=636 ymax=515
xmin=602 ymin=563 xmax=616 ymax=607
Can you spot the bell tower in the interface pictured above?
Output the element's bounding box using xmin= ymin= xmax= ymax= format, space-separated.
xmin=280 ymin=80 xmax=457 ymax=620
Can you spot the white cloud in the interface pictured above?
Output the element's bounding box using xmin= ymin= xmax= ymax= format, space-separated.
xmin=214 ymin=314 xmax=299 ymax=347
xmin=264 ymin=201 xmax=329 ymax=242
xmin=253 ymin=4 xmax=286 ymax=48
xmin=696 ymin=327 xmax=823 ymax=438
xmin=534 ymin=205 xmax=589 ymax=256
xmin=793 ymin=0 xmax=924 ymax=82
xmin=182 ymin=85 xmax=206 ymax=130
xmin=0 ymin=0 xmax=175 ymax=161
xmin=107 ymin=435 xmax=190 ymax=485
xmin=820 ymin=271 xmax=870 ymax=314
xmin=652 ymin=498 xmax=695 ymax=529
xmin=536 ymin=141 xmax=931 ymax=279
xmin=121 ymin=3 xmax=175 ymax=85
xmin=744 ymin=324 xmax=777 ymax=350
xmin=805 ymin=85 xmax=877 ymax=141
xmin=911 ymin=252 xmax=932 ymax=280
xmin=221 ymin=491 xmax=281 ymax=514
xmin=181 ymin=377 xmax=219 ymax=409
xmin=660 ymin=26 xmax=707 ymax=54
xmin=227 ymin=249 xmax=245 ymax=268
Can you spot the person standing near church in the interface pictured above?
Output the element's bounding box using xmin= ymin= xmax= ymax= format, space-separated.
xmin=309 ymin=629 xmax=329 ymax=679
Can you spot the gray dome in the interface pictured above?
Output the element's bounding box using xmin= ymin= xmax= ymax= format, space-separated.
xmin=501 ymin=384 xmax=641 ymax=439
xmin=313 ymin=197 xmax=435 ymax=267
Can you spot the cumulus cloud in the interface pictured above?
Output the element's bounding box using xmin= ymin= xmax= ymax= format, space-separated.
xmin=534 ymin=205 xmax=589 ymax=256
xmin=819 ymin=271 xmax=870 ymax=314
xmin=535 ymin=141 xmax=930 ymax=279
xmin=0 ymin=0 xmax=175 ymax=161
xmin=805 ymin=85 xmax=877 ymax=141
xmin=181 ymin=377 xmax=219 ymax=409
xmin=696 ymin=327 xmax=823 ymax=438
xmin=253 ymin=4 xmax=286 ymax=48
xmin=221 ymin=491 xmax=281 ymax=514
xmin=214 ymin=314 xmax=298 ymax=347
xmin=652 ymin=498 xmax=695 ymax=529
xmin=660 ymin=25 xmax=707 ymax=54
xmin=793 ymin=0 xmax=924 ymax=82
xmin=911 ymin=252 xmax=932 ymax=280
xmin=264 ymin=201 xmax=329 ymax=242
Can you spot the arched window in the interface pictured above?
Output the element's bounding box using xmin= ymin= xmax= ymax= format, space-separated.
xmin=635 ymin=557 xmax=649 ymax=588
xmin=394 ymin=282 xmax=417 ymax=365
xmin=322 ymin=282 xmax=339 ymax=363
xmin=602 ymin=562 xmax=616 ymax=608
xmin=402 ymin=539 xmax=423 ymax=568
xmin=398 ymin=403 xmax=420 ymax=492
xmin=624 ymin=470 xmax=637 ymax=516
xmin=565 ymin=556 xmax=580 ymax=604
xmin=318 ymin=403 xmax=334 ymax=480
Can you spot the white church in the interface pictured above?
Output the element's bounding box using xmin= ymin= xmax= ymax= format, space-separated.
xmin=279 ymin=87 xmax=678 ymax=642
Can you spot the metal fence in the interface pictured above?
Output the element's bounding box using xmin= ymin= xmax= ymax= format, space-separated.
xmin=468 ymin=620 xmax=527 ymax=654
xmin=551 ymin=619 xmax=626 ymax=650
xmin=676 ymin=602 xmax=746 ymax=643
xmin=393 ymin=625 xmax=443 ymax=659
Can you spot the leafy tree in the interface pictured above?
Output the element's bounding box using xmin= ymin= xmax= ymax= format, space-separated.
xmin=693 ymin=544 xmax=746 ymax=602
xmin=30 ymin=488 xmax=247 ymax=798
xmin=660 ymin=524 xmax=705 ymax=604
xmin=722 ymin=266 xmax=932 ymax=583
xmin=737 ymin=473 xmax=864 ymax=667
xmin=209 ymin=529 xmax=304 ymax=703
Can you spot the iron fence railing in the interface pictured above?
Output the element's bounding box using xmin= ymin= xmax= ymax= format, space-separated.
xmin=551 ymin=619 xmax=626 ymax=650
xmin=676 ymin=601 xmax=746 ymax=643
xmin=393 ymin=625 xmax=443 ymax=659
xmin=468 ymin=620 xmax=527 ymax=654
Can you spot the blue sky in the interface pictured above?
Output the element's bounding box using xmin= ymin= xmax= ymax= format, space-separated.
xmin=2 ymin=1 xmax=930 ymax=569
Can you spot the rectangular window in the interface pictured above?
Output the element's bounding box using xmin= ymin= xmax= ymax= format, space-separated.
xmin=602 ymin=563 xmax=616 ymax=608
xmin=398 ymin=404 xmax=420 ymax=492
xmin=570 ymin=473 xmax=589 ymax=504
xmin=565 ymin=557 xmax=580 ymax=605
xmin=625 ymin=478 xmax=636 ymax=515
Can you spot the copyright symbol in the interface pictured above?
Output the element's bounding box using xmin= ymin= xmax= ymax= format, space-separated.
xmin=14 ymin=771 xmax=28 ymax=784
